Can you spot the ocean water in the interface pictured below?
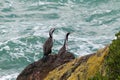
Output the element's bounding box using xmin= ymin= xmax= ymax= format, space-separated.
xmin=0 ymin=0 xmax=120 ymax=79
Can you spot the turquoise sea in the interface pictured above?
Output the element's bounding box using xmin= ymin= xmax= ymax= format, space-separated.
xmin=0 ymin=0 xmax=120 ymax=79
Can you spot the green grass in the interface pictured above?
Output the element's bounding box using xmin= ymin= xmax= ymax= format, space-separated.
xmin=89 ymin=31 xmax=120 ymax=80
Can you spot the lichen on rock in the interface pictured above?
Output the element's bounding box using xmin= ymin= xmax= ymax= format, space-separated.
xmin=45 ymin=46 xmax=109 ymax=80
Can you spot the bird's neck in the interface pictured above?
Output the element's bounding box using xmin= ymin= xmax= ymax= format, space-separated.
xmin=49 ymin=33 xmax=52 ymax=38
xmin=63 ymin=36 xmax=68 ymax=47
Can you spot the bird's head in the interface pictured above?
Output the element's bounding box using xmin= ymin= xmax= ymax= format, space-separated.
xmin=66 ymin=32 xmax=70 ymax=37
xmin=65 ymin=32 xmax=70 ymax=41
xmin=49 ymin=28 xmax=55 ymax=38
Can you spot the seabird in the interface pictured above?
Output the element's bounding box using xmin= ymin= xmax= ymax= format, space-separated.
xmin=58 ymin=32 xmax=70 ymax=56
xmin=42 ymin=28 xmax=55 ymax=62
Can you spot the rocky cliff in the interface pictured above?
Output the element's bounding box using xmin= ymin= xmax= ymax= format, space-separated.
xmin=45 ymin=46 xmax=109 ymax=80
xmin=17 ymin=52 xmax=75 ymax=80
xmin=17 ymin=31 xmax=120 ymax=80
xmin=17 ymin=47 xmax=109 ymax=80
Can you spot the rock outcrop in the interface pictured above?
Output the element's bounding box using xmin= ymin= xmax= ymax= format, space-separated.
xmin=17 ymin=46 xmax=109 ymax=80
xmin=17 ymin=52 xmax=75 ymax=80
xmin=17 ymin=31 xmax=120 ymax=80
xmin=45 ymin=46 xmax=109 ymax=80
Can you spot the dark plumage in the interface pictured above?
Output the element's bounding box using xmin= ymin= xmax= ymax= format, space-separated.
xmin=42 ymin=28 xmax=55 ymax=62
xmin=58 ymin=32 xmax=70 ymax=56
xmin=43 ymin=28 xmax=55 ymax=56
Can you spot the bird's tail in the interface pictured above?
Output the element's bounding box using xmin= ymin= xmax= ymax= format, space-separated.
xmin=42 ymin=55 xmax=48 ymax=62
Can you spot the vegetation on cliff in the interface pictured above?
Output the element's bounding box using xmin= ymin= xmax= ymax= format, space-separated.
xmin=106 ymin=31 xmax=120 ymax=79
xmin=90 ymin=31 xmax=120 ymax=80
